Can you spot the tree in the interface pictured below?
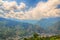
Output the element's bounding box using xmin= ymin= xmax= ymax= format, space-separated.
xmin=24 ymin=38 xmax=28 ymax=40
xmin=33 ymin=33 xmax=39 ymax=38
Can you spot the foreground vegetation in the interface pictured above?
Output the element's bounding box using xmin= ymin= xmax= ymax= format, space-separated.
xmin=24 ymin=33 xmax=60 ymax=40
xmin=0 ymin=32 xmax=60 ymax=40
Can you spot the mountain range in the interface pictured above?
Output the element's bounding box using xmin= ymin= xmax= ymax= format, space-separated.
xmin=0 ymin=17 xmax=60 ymax=37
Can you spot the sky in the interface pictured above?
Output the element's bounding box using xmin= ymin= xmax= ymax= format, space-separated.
xmin=0 ymin=0 xmax=60 ymax=20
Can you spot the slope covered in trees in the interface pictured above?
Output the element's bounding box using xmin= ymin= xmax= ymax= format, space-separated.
xmin=24 ymin=33 xmax=60 ymax=40
xmin=48 ymin=20 xmax=60 ymax=34
xmin=0 ymin=17 xmax=60 ymax=40
xmin=0 ymin=17 xmax=46 ymax=40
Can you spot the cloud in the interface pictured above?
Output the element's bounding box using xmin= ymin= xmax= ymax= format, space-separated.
xmin=18 ymin=0 xmax=60 ymax=20
xmin=2 ymin=1 xmax=16 ymax=10
xmin=0 ymin=0 xmax=2 ymax=2
xmin=0 ymin=0 xmax=26 ymax=18
xmin=0 ymin=0 xmax=60 ymax=20
xmin=2 ymin=1 xmax=26 ymax=10
xmin=17 ymin=2 xmax=26 ymax=10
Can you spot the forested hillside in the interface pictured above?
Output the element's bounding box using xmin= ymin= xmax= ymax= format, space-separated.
xmin=24 ymin=33 xmax=60 ymax=40
xmin=0 ymin=17 xmax=46 ymax=40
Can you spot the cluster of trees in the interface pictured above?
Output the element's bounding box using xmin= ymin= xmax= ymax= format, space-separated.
xmin=0 ymin=31 xmax=60 ymax=40
xmin=0 ymin=25 xmax=29 ymax=40
xmin=24 ymin=33 xmax=60 ymax=40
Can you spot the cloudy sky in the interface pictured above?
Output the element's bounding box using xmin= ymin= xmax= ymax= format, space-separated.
xmin=0 ymin=0 xmax=60 ymax=20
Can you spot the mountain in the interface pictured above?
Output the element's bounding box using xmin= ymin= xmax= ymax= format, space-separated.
xmin=36 ymin=17 xmax=60 ymax=34
xmin=0 ymin=17 xmax=46 ymax=37
xmin=0 ymin=17 xmax=60 ymax=38
xmin=48 ymin=20 xmax=60 ymax=34
xmin=37 ymin=17 xmax=60 ymax=29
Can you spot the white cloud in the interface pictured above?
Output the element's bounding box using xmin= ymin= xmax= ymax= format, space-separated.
xmin=0 ymin=0 xmax=60 ymax=20
xmin=0 ymin=0 xmax=2 ymax=2
xmin=2 ymin=1 xmax=17 ymax=10
xmin=19 ymin=0 xmax=60 ymax=20
xmin=17 ymin=2 xmax=26 ymax=10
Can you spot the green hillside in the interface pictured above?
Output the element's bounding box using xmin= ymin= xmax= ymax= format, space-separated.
xmin=23 ymin=33 xmax=60 ymax=40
